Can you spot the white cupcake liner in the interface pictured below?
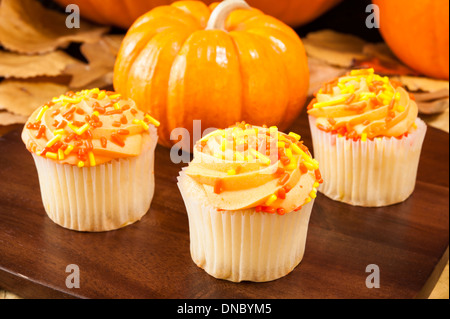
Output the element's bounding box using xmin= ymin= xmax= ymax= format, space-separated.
xmin=32 ymin=131 xmax=157 ymax=232
xmin=178 ymin=172 xmax=315 ymax=282
xmin=309 ymin=116 xmax=427 ymax=207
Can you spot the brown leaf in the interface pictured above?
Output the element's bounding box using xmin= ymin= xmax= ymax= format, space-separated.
xmin=0 ymin=80 xmax=68 ymax=116
xmin=0 ymin=50 xmax=78 ymax=78
xmin=0 ymin=0 xmax=109 ymax=54
xmin=303 ymin=30 xmax=367 ymax=67
xmin=0 ymin=111 xmax=28 ymax=125
xmin=64 ymin=34 xmax=124 ymax=89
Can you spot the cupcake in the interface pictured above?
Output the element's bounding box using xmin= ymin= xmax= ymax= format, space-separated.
xmin=307 ymin=68 xmax=427 ymax=207
xmin=177 ymin=122 xmax=323 ymax=282
xmin=22 ymin=88 xmax=160 ymax=232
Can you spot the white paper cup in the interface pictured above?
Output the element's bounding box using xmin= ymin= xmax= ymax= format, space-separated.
xmin=309 ymin=116 xmax=427 ymax=207
xmin=31 ymin=130 xmax=157 ymax=232
xmin=178 ymin=171 xmax=315 ymax=282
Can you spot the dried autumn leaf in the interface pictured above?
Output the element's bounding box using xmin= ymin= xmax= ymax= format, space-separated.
xmin=302 ymin=30 xmax=367 ymax=67
xmin=64 ymin=34 xmax=124 ymax=89
xmin=0 ymin=50 xmax=78 ymax=78
xmin=0 ymin=80 xmax=68 ymax=116
xmin=0 ymin=0 xmax=109 ymax=54
xmin=0 ymin=111 xmax=28 ymax=125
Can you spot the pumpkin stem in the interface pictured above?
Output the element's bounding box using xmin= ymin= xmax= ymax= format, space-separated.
xmin=206 ymin=0 xmax=251 ymax=31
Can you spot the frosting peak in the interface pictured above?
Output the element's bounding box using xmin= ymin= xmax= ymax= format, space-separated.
xmin=307 ymin=69 xmax=419 ymax=140
xmin=185 ymin=123 xmax=323 ymax=215
xmin=22 ymin=89 xmax=159 ymax=167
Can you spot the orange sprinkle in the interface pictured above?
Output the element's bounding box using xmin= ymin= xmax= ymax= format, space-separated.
xmin=117 ymin=129 xmax=130 ymax=135
xmin=214 ymin=179 xmax=224 ymax=194
xmin=120 ymin=115 xmax=128 ymax=124
xmin=111 ymin=133 xmax=125 ymax=147
xmin=112 ymin=121 xmax=121 ymax=127
xmin=294 ymin=206 xmax=303 ymax=212
xmin=277 ymin=208 xmax=286 ymax=216
xmin=36 ymin=125 xmax=46 ymax=139
xmin=100 ymin=136 xmax=107 ymax=148
xmin=299 ymin=162 xmax=308 ymax=174
xmin=278 ymin=187 xmax=286 ymax=200
xmin=75 ymin=108 xmax=85 ymax=115
xmin=344 ymin=94 xmax=356 ymax=104
xmin=105 ymin=109 xmax=123 ymax=115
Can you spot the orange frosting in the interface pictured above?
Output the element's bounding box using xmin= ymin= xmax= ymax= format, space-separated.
xmin=307 ymin=69 xmax=419 ymax=140
xmin=185 ymin=122 xmax=323 ymax=215
xmin=22 ymin=89 xmax=159 ymax=167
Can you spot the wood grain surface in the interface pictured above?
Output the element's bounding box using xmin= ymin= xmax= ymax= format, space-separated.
xmin=0 ymin=110 xmax=448 ymax=299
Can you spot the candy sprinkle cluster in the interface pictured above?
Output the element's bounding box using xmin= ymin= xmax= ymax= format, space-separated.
xmin=307 ymin=68 xmax=415 ymax=140
xmin=200 ymin=122 xmax=323 ymax=215
xmin=25 ymin=88 xmax=160 ymax=168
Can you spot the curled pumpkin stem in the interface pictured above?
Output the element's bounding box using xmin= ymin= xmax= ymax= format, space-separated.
xmin=206 ymin=0 xmax=251 ymax=31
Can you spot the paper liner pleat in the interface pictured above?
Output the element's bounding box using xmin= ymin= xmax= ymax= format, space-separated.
xmin=32 ymin=132 xmax=157 ymax=232
xmin=309 ymin=116 xmax=427 ymax=207
xmin=178 ymin=172 xmax=314 ymax=282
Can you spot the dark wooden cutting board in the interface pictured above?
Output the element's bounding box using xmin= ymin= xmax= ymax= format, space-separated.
xmin=0 ymin=110 xmax=448 ymax=299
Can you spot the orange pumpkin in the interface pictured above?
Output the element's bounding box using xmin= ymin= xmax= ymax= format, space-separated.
xmin=373 ymin=0 xmax=449 ymax=80
xmin=54 ymin=0 xmax=341 ymax=29
xmin=113 ymin=0 xmax=310 ymax=148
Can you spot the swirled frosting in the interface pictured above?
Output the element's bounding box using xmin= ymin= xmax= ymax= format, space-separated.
xmin=22 ymin=89 xmax=160 ymax=167
xmin=184 ymin=123 xmax=323 ymax=215
xmin=307 ymin=69 xmax=419 ymax=140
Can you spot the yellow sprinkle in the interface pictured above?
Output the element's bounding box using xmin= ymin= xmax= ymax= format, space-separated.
xmin=92 ymin=111 xmax=100 ymax=117
xmin=288 ymin=132 xmax=301 ymax=141
xmin=36 ymin=105 xmax=49 ymax=121
xmin=313 ymin=96 xmax=347 ymax=108
xmin=221 ymin=140 xmax=227 ymax=152
xmin=395 ymin=92 xmax=401 ymax=101
xmin=245 ymin=155 xmax=254 ymax=162
xmin=412 ymin=123 xmax=418 ymax=130
xmin=269 ymin=126 xmax=278 ymax=134
xmin=396 ymin=105 xmax=405 ymax=112
xmin=97 ymin=91 xmax=106 ymax=100
xmin=75 ymin=123 xmax=90 ymax=135
xmin=304 ymin=197 xmax=312 ymax=204
xmin=351 ymin=68 xmax=374 ymax=76
xmin=309 ymin=190 xmax=317 ymax=199
xmin=58 ymin=148 xmax=65 ymax=160
xmin=113 ymin=103 xmax=121 ymax=110
xmin=109 ymin=94 xmax=121 ymax=99
xmin=144 ymin=114 xmax=160 ymax=127
xmin=88 ymin=151 xmax=96 ymax=167
xmin=235 ymin=152 xmax=245 ymax=161
xmin=46 ymin=134 xmax=61 ymax=148
xmin=361 ymin=133 xmax=368 ymax=142
xmin=67 ymin=122 xmax=78 ymax=132
xmin=290 ymin=143 xmax=302 ymax=155
xmin=277 ymin=141 xmax=285 ymax=148
xmin=284 ymin=156 xmax=297 ymax=171
xmin=45 ymin=152 xmax=58 ymax=160
xmin=285 ymin=148 xmax=293 ymax=159
xmin=227 ymin=169 xmax=236 ymax=176
xmin=53 ymin=129 xmax=65 ymax=136
xmin=341 ymin=84 xmax=355 ymax=94
xmin=90 ymin=88 xmax=100 ymax=95
xmin=359 ymin=92 xmax=376 ymax=101
xmin=77 ymin=161 xmax=85 ymax=168
xmin=304 ymin=161 xmax=315 ymax=171
xmin=314 ymin=182 xmax=320 ymax=188
xmin=249 ymin=149 xmax=271 ymax=165
xmin=265 ymin=194 xmax=278 ymax=206
xmin=64 ymin=145 xmax=74 ymax=155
